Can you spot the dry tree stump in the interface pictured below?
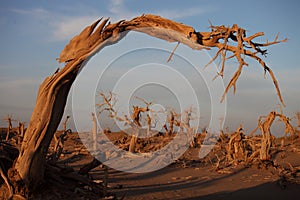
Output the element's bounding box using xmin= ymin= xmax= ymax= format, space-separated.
xmin=258 ymin=111 xmax=295 ymax=161
xmin=227 ymin=125 xmax=247 ymax=162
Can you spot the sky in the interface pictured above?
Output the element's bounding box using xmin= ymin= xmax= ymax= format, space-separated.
xmin=0 ymin=0 xmax=299 ymax=136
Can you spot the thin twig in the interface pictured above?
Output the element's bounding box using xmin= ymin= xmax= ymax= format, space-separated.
xmin=167 ymin=42 xmax=180 ymax=62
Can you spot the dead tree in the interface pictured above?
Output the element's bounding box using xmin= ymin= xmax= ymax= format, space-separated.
xmin=170 ymin=108 xmax=197 ymax=147
xmin=5 ymin=116 xmax=13 ymax=142
xmin=276 ymin=113 xmax=295 ymax=137
xmin=98 ymin=93 xmax=151 ymax=153
xmin=163 ymin=124 xmax=169 ymax=136
xmin=259 ymin=111 xmax=276 ymax=161
xmin=227 ymin=125 xmax=246 ymax=162
xmin=296 ymin=112 xmax=300 ymax=128
xmin=18 ymin=122 xmax=25 ymax=138
xmin=52 ymin=130 xmax=69 ymax=162
xmin=131 ymin=105 xmax=149 ymax=127
xmin=167 ymin=111 xmax=175 ymax=136
xmin=129 ymin=104 xmax=150 ymax=152
xmin=91 ymin=112 xmax=97 ymax=152
xmin=17 ymin=122 xmax=25 ymax=143
xmin=6 ymin=14 xmax=286 ymax=195
xmin=50 ymin=116 xmax=71 ymax=162
xmin=257 ymin=111 xmax=295 ymax=161
xmin=63 ymin=115 xmax=70 ymax=132
xmin=146 ymin=114 xmax=151 ymax=136
xmin=183 ymin=108 xmax=197 ymax=147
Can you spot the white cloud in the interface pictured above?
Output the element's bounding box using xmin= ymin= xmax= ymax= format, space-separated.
xmin=109 ymin=0 xmax=138 ymax=19
xmin=50 ymin=0 xmax=135 ymax=41
xmin=9 ymin=1 xmax=217 ymax=42
xmin=109 ymin=0 xmax=126 ymax=15
xmin=50 ymin=0 xmax=218 ymax=41
xmin=51 ymin=16 xmax=100 ymax=41
xmin=11 ymin=7 xmax=49 ymax=17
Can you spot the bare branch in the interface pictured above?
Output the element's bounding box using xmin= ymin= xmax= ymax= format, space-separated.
xmin=135 ymin=96 xmax=153 ymax=109
xmin=0 ymin=164 xmax=13 ymax=199
xmin=167 ymin=42 xmax=180 ymax=62
xmin=203 ymin=23 xmax=286 ymax=105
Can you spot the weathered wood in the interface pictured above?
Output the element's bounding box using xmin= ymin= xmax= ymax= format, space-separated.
xmin=91 ymin=112 xmax=97 ymax=153
xmin=52 ymin=130 xmax=69 ymax=162
xmin=227 ymin=125 xmax=246 ymax=162
xmin=258 ymin=111 xmax=294 ymax=160
xmin=297 ymin=112 xmax=300 ymax=128
xmin=5 ymin=117 xmax=13 ymax=142
xmin=17 ymin=122 xmax=25 ymax=144
xmin=79 ymin=158 xmax=101 ymax=175
xmin=128 ymin=104 xmax=150 ymax=152
xmin=146 ymin=114 xmax=151 ymax=137
xmin=63 ymin=115 xmax=70 ymax=132
xmin=168 ymin=111 xmax=175 ymax=137
xmin=0 ymin=165 xmax=13 ymax=199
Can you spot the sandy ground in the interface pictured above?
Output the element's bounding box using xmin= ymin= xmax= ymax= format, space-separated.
xmin=105 ymin=166 xmax=300 ymax=200
xmin=62 ymin=131 xmax=300 ymax=200
xmin=1 ymin=130 xmax=300 ymax=200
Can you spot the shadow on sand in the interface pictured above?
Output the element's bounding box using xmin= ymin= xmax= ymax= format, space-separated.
xmin=185 ymin=181 xmax=300 ymax=200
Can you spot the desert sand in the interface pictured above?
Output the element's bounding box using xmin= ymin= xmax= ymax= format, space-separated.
xmin=2 ymin=129 xmax=299 ymax=199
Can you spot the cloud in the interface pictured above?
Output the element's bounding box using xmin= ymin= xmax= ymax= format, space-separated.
xmin=11 ymin=7 xmax=49 ymax=17
xmin=50 ymin=0 xmax=218 ymax=41
xmin=9 ymin=1 xmax=217 ymax=42
xmin=109 ymin=0 xmax=126 ymax=15
xmin=50 ymin=0 xmax=134 ymax=41
xmin=51 ymin=16 xmax=100 ymax=41
xmin=108 ymin=0 xmax=138 ymax=20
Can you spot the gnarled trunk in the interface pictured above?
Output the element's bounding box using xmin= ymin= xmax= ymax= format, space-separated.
xmin=9 ymin=61 xmax=79 ymax=191
xmin=259 ymin=113 xmax=275 ymax=161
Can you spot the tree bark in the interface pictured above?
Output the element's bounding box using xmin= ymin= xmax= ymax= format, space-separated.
xmin=146 ymin=114 xmax=151 ymax=137
xmin=5 ymin=117 xmax=12 ymax=142
xmin=259 ymin=112 xmax=276 ymax=161
xmin=63 ymin=115 xmax=70 ymax=132
xmin=91 ymin=112 xmax=97 ymax=153
xmin=18 ymin=122 xmax=25 ymax=139
xmin=9 ymin=63 xmax=78 ymax=191
xmin=129 ymin=135 xmax=138 ymax=153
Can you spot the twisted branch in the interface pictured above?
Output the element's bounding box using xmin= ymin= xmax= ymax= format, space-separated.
xmin=60 ymin=15 xmax=286 ymax=105
xmin=202 ymin=24 xmax=287 ymax=105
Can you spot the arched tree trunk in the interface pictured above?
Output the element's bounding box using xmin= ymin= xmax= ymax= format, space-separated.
xmin=7 ymin=14 xmax=285 ymax=195
xmin=9 ymin=62 xmax=79 ymax=192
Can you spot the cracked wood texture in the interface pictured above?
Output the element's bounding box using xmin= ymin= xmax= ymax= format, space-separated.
xmin=10 ymin=14 xmax=286 ymax=193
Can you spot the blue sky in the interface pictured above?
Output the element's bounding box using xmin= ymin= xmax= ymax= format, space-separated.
xmin=0 ymin=0 xmax=299 ymax=135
